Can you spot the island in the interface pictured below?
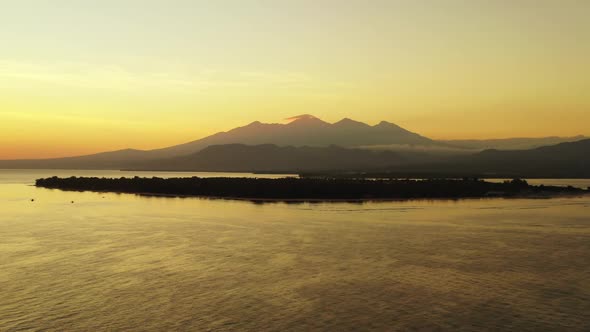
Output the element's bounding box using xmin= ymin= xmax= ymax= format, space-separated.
xmin=35 ymin=177 xmax=589 ymax=201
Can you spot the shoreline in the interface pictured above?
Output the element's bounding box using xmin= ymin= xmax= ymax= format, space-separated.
xmin=39 ymin=188 xmax=590 ymax=203
xmin=105 ymin=191 xmax=590 ymax=203
xmin=2 ymin=168 xmax=590 ymax=180
xmin=35 ymin=177 xmax=590 ymax=203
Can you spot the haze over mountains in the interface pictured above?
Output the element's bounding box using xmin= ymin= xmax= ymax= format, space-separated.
xmin=441 ymin=136 xmax=587 ymax=151
xmin=390 ymin=139 xmax=590 ymax=179
xmin=0 ymin=115 xmax=436 ymax=169
xmin=0 ymin=114 xmax=587 ymax=176
xmin=135 ymin=144 xmax=404 ymax=172
xmin=468 ymin=139 xmax=590 ymax=177
xmin=147 ymin=114 xmax=436 ymax=158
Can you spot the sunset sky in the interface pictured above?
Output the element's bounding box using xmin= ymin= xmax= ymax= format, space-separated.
xmin=1 ymin=1 xmax=589 ymax=159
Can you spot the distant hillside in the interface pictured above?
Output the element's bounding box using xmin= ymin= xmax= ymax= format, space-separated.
xmin=0 ymin=115 xmax=436 ymax=169
xmin=441 ymin=136 xmax=586 ymax=150
xmin=0 ymin=149 xmax=154 ymax=170
xmin=461 ymin=139 xmax=590 ymax=177
xmin=393 ymin=139 xmax=590 ymax=178
xmin=4 ymin=138 xmax=589 ymax=178
xmin=132 ymin=144 xmax=404 ymax=172
xmin=2 ymin=114 xmax=587 ymax=175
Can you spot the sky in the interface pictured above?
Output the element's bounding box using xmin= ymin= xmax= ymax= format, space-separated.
xmin=1 ymin=0 xmax=589 ymax=159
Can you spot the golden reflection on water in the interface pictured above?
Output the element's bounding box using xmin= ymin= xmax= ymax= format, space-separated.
xmin=1 ymin=172 xmax=590 ymax=331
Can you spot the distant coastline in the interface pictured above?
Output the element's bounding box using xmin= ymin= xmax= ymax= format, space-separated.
xmin=35 ymin=177 xmax=589 ymax=202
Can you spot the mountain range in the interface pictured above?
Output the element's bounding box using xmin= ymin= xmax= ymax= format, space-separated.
xmin=441 ymin=136 xmax=587 ymax=150
xmin=450 ymin=139 xmax=590 ymax=178
xmin=377 ymin=139 xmax=590 ymax=178
xmin=0 ymin=115 xmax=587 ymax=176
xmin=0 ymin=115 xmax=436 ymax=169
xmin=145 ymin=114 xmax=436 ymax=158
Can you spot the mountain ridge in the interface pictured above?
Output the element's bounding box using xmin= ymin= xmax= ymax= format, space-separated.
xmin=0 ymin=115 xmax=434 ymax=168
xmin=0 ymin=115 xmax=588 ymax=173
xmin=441 ymin=135 xmax=586 ymax=150
xmin=388 ymin=139 xmax=590 ymax=178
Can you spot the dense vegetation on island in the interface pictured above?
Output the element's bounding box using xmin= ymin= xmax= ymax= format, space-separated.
xmin=35 ymin=177 xmax=588 ymax=201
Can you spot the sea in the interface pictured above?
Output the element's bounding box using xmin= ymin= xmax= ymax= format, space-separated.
xmin=1 ymin=169 xmax=589 ymax=331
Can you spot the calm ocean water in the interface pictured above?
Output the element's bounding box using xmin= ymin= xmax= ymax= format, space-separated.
xmin=1 ymin=170 xmax=589 ymax=331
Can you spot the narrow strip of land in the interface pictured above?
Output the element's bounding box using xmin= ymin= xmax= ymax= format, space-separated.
xmin=35 ymin=177 xmax=589 ymax=201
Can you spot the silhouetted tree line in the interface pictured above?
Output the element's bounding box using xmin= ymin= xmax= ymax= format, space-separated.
xmin=35 ymin=177 xmax=587 ymax=200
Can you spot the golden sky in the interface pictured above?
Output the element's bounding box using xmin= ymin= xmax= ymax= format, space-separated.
xmin=1 ymin=1 xmax=589 ymax=159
